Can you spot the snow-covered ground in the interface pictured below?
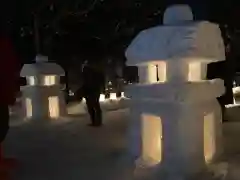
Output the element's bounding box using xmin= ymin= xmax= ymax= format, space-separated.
xmin=6 ymin=109 xmax=129 ymax=180
xmin=5 ymin=100 xmax=130 ymax=180
xmin=67 ymin=98 xmax=129 ymax=116
xmin=4 ymin=100 xmax=240 ymax=180
xmin=223 ymin=104 xmax=240 ymax=180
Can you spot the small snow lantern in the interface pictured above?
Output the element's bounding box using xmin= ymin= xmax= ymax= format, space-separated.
xmin=20 ymin=55 xmax=66 ymax=120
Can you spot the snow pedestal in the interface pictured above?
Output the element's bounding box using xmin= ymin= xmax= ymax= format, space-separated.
xmin=20 ymin=55 xmax=66 ymax=120
xmin=125 ymin=4 xmax=225 ymax=180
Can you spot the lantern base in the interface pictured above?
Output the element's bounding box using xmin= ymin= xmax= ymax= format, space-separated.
xmin=21 ymin=88 xmax=67 ymax=121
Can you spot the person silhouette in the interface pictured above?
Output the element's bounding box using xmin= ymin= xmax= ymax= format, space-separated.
xmin=82 ymin=62 xmax=105 ymax=127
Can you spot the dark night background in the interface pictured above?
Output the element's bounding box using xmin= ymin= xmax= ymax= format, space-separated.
xmin=1 ymin=1 xmax=240 ymax=76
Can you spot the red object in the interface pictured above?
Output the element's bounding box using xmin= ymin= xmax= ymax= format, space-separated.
xmin=0 ymin=36 xmax=20 ymax=105
xmin=0 ymin=144 xmax=19 ymax=171
xmin=0 ymin=171 xmax=10 ymax=180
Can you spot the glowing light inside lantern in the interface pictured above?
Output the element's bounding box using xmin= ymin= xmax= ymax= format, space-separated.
xmin=25 ymin=98 xmax=32 ymax=118
xmin=99 ymin=94 xmax=105 ymax=102
xmin=48 ymin=96 xmax=60 ymax=118
xmin=44 ymin=75 xmax=56 ymax=86
xmin=142 ymin=114 xmax=162 ymax=165
xmin=148 ymin=64 xmax=158 ymax=83
xmin=110 ymin=93 xmax=117 ymax=100
xmin=121 ymin=92 xmax=125 ymax=98
xmin=139 ymin=62 xmax=167 ymax=84
xmin=188 ymin=62 xmax=202 ymax=81
xmin=157 ymin=61 xmax=167 ymax=82
xmin=27 ymin=76 xmax=35 ymax=86
xmin=234 ymin=97 xmax=236 ymax=104
xmin=204 ymin=113 xmax=216 ymax=163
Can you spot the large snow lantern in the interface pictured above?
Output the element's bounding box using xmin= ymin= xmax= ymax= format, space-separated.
xmin=125 ymin=4 xmax=225 ymax=178
xmin=20 ymin=55 xmax=66 ymax=120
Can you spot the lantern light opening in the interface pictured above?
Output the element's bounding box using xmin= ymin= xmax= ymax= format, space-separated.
xmin=204 ymin=113 xmax=216 ymax=163
xmin=28 ymin=76 xmax=36 ymax=86
xmin=142 ymin=114 xmax=162 ymax=165
xmin=48 ymin=96 xmax=60 ymax=118
xmin=25 ymin=98 xmax=33 ymax=118
xmin=99 ymin=94 xmax=105 ymax=102
xmin=188 ymin=62 xmax=202 ymax=81
xmin=44 ymin=75 xmax=56 ymax=86
xmin=156 ymin=61 xmax=167 ymax=83
xmin=110 ymin=93 xmax=117 ymax=100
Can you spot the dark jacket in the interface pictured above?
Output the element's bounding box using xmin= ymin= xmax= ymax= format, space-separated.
xmin=82 ymin=66 xmax=105 ymax=96
xmin=0 ymin=36 xmax=20 ymax=105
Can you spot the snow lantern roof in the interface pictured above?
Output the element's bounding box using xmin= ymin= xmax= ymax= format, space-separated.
xmin=20 ymin=62 xmax=65 ymax=77
xmin=125 ymin=5 xmax=225 ymax=66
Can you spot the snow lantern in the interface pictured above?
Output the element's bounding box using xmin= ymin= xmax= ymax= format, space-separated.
xmin=125 ymin=4 xmax=225 ymax=179
xmin=20 ymin=55 xmax=66 ymax=120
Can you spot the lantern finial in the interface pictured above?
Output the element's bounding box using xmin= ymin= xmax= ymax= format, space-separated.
xmin=163 ymin=4 xmax=193 ymax=25
xmin=35 ymin=54 xmax=48 ymax=63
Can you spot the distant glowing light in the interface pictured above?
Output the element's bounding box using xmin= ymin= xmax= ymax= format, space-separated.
xmin=110 ymin=93 xmax=117 ymax=100
xmin=81 ymin=92 xmax=124 ymax=103
xmin=99 ymin=94 xmax=105 ymax=102
xmin=233 ymin=81 xmax=236 ymax=86
xmin=225 ymin=86 xmax=240 ymax=108
xmin=69 ymin=90 xmax=74 ymax=96
xmin=233 ymin=86 xmax=240 ymax=94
